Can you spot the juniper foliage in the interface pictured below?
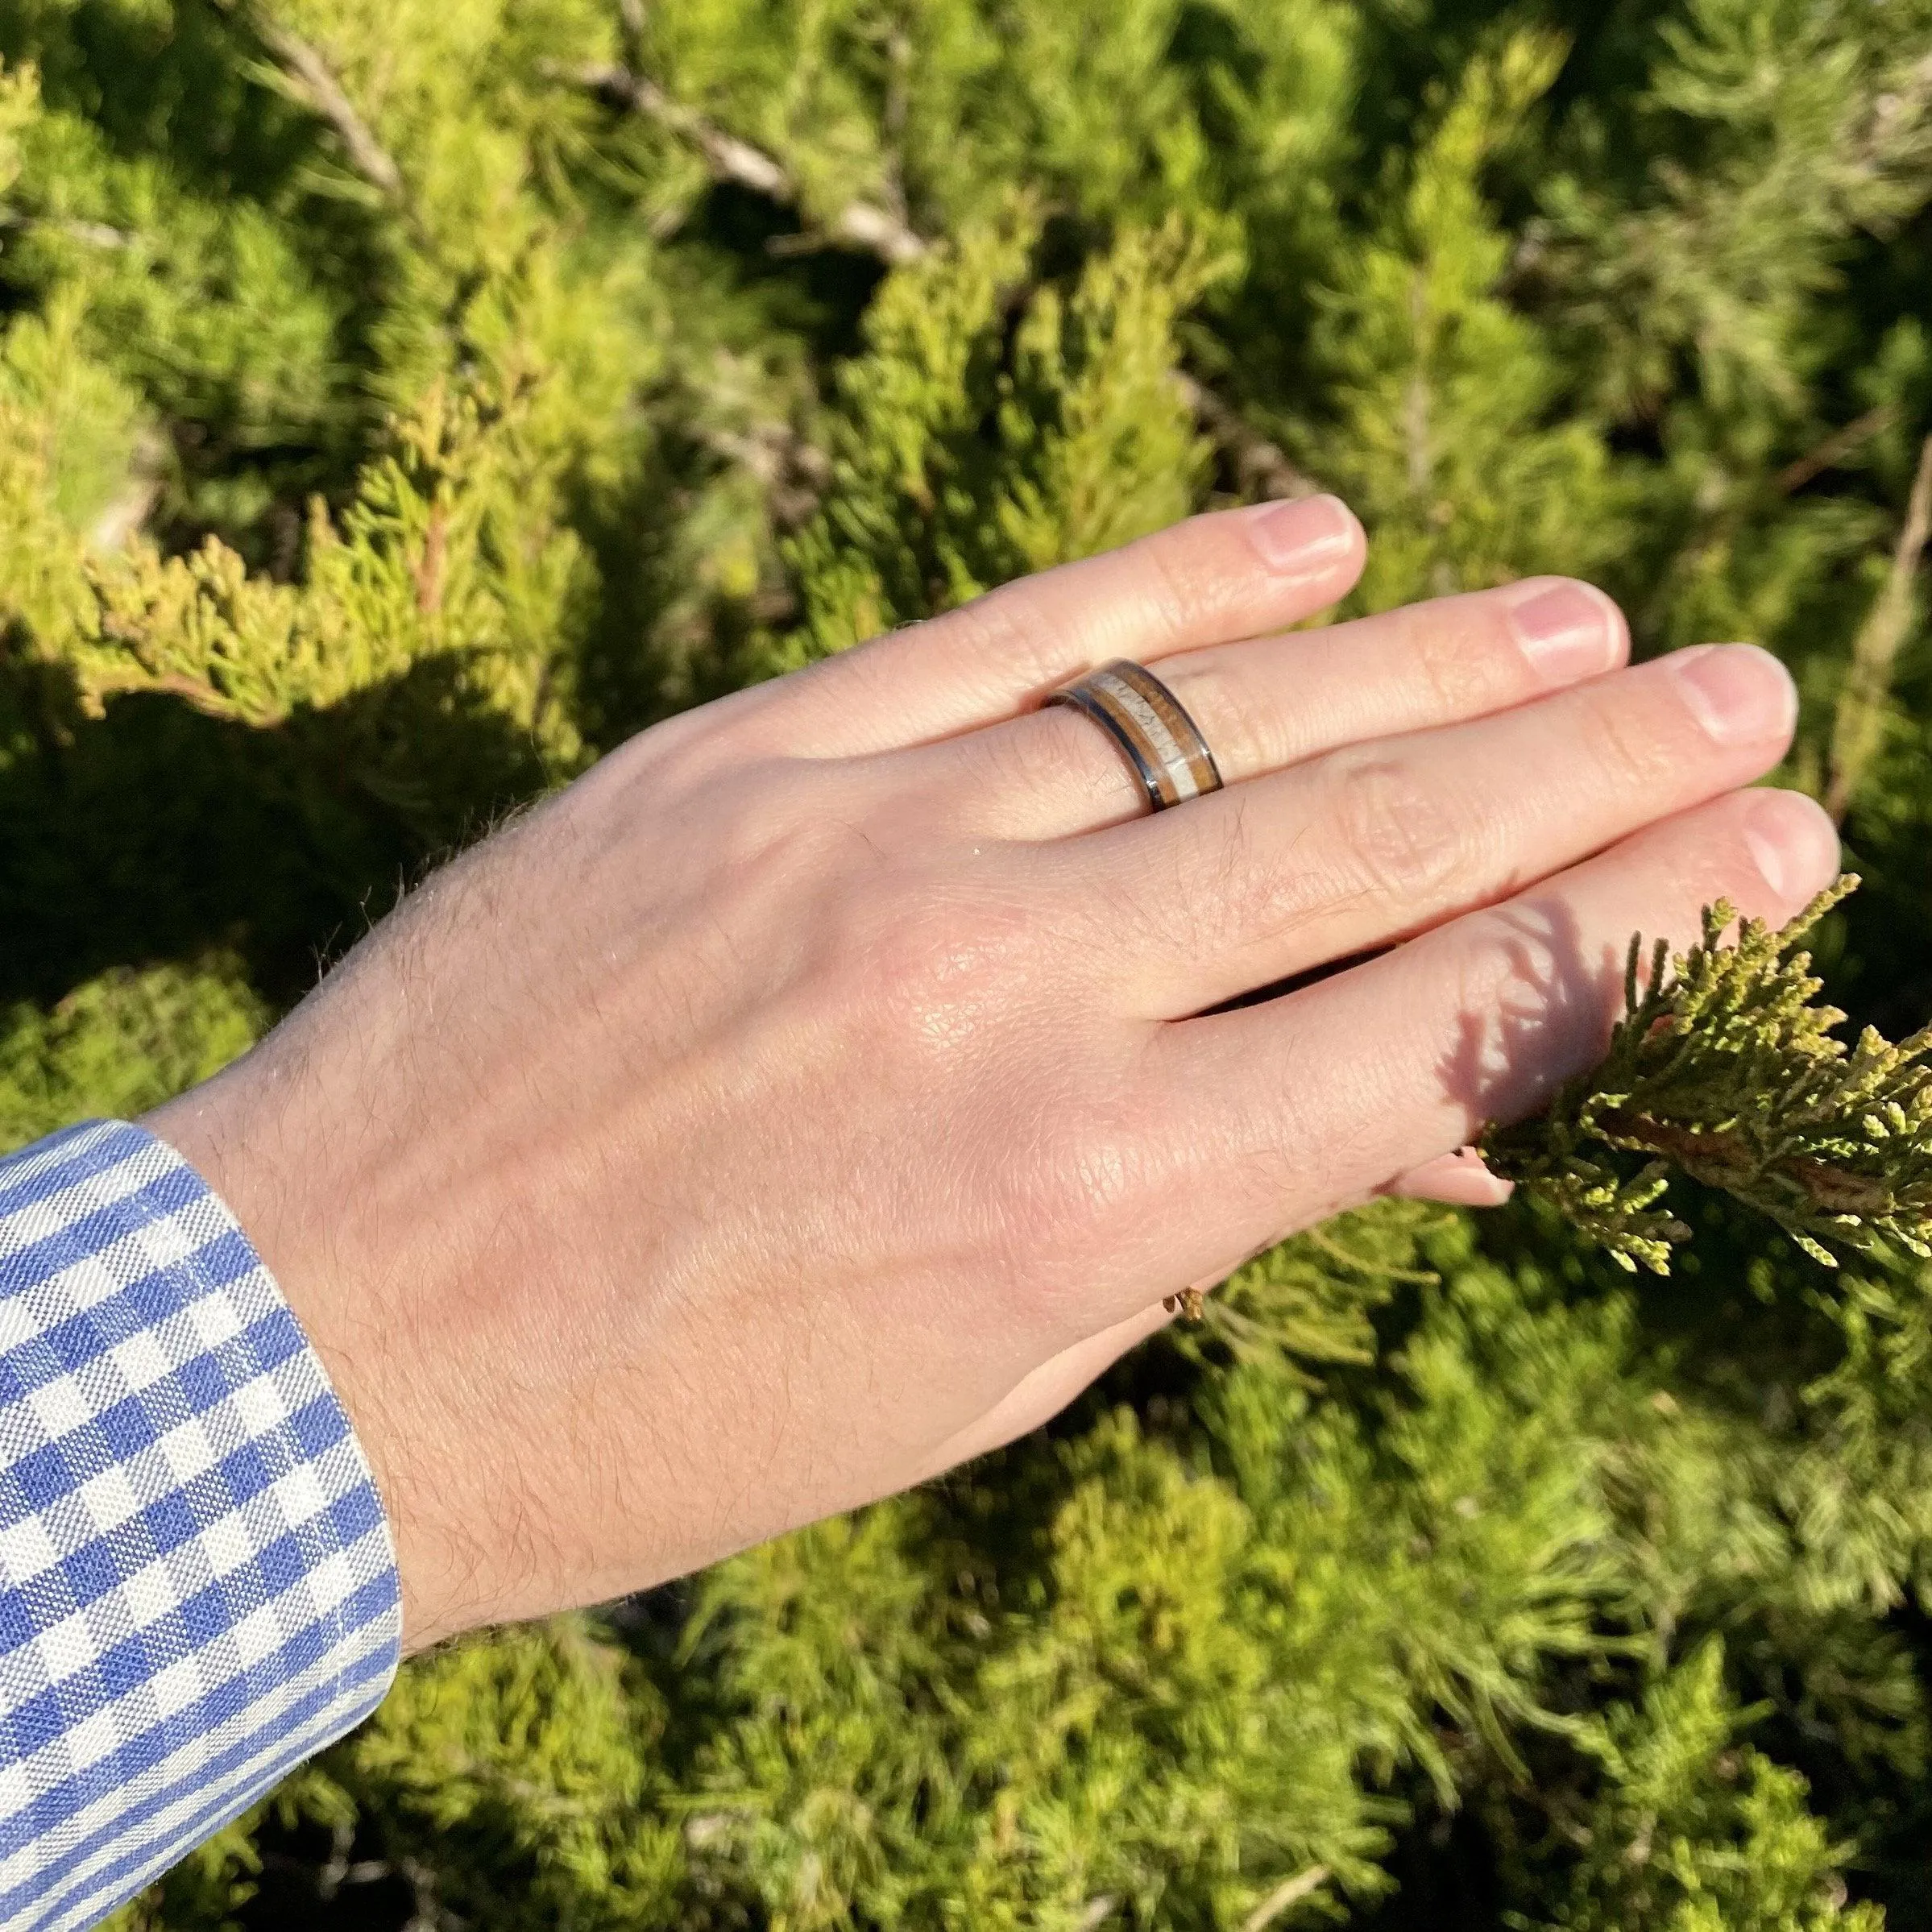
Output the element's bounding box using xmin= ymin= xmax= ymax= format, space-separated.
xmin=1486 ymin=877 xmax=1932 ymax=1277
xmin=5 ymin=0 xmax=1932 ymax=1927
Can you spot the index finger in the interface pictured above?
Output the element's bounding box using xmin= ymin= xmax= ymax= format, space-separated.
xmin=726 ymin=496 xmax=1367 ymax=759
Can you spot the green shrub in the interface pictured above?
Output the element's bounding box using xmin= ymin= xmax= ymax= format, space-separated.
xmin=10 ymin=2 xmax=1932 ymax=1924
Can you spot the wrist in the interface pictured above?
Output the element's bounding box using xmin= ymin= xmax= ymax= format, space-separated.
xmin=145 ymin=1046 xmax=466 ymax=1650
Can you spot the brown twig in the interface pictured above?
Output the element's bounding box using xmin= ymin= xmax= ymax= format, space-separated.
xmin=1241 ymin=1864 xmax=1332 ymax=1932
xmin=1168 ymin=374 xmax=1322 ymax=503
xmin=412 ymin=504 xmax=449 ymax=615
xmin=1826 ymin=429 xmax=1932 ymax=821
xmin=1596 ymin=1107 xmax=1894 ymax=1215
xmin=568 ymin=61 xmax=927 ymax=264
xmin=226 ymin=4 xmax=404 ymax=201
xmin=77 ymin=668 xmax=257 ymax=725
xmin=574 ymin=38 xmax=1312 ymax=525
xmin=1644 ymin=404 xmax=1902 ymax=641
xmin=1774 ymin=402 xmax=1899 ymax=498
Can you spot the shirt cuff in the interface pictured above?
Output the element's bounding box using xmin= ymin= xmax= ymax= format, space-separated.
xmin=0 ymin=1117 xmax=403 ymax=1932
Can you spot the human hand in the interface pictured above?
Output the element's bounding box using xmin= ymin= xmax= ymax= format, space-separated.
xmin=147 ymin=497 xmax=1834 ymax=1648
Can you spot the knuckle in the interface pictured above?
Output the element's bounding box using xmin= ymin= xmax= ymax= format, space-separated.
xmin=986 ymin=1076 xmax=1165 ymax=1287
xmin=811 ymin=859 xmax=936 ymax=990
xmin=580 ymin=703 xmax=751 ymax=807
xmin=860 ymin=891 xmax=970 ymax=1019
xmin=689 ymin=761 xmax=914 ymax=945
xmin=1582 ymin=683 xmax=1681 ymax=794
xmin=823 ymin=858 xmax=1045 ymax=1055
xmin=1325 ymin=754 xmax=1477 ymax=908
xmin=1407 ymin=599 xmax=1515 ymax=715
xmin=712 ymin=759 xmax=835 ymax=871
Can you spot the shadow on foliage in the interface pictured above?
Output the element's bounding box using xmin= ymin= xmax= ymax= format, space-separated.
xmin=0 ymin=662 xmax=549 ymax=1010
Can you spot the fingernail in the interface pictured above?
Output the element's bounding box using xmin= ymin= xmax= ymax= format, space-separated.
xmin=1245 ymin=494 xmax=1359 ymax=574
xmin=1507 ymin=580 xmax=1623 ymax=682
xmin=1669 ymin=644 xmax=1797 ymax=745
xmin=1744 ymin=790 xmax=1840 ymax=900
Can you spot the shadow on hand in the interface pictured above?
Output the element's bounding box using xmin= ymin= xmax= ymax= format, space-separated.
xmin=1435 ymin=889 xmax=1861 ymax=1393
xmin=1433 ymin=890 xmax=1620 ymax=1141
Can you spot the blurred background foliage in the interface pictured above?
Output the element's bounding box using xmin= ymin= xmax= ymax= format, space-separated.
xmin=5 ymin=0 xmax=1932 ymax=1923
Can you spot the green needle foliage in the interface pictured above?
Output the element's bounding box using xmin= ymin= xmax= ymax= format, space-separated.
xmin=6 ymin=0 xmax=1932 ymax=1926
xmin=1486 ymin=877 xmax=1932 ymax=1276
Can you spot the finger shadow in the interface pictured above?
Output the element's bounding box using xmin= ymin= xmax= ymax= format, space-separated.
xmin=1432 ymin=892 xmax=1625 ymax=1141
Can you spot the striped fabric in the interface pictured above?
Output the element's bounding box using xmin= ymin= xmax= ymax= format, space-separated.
xmin=0 ymin=1120 xmax=401 ymax=1932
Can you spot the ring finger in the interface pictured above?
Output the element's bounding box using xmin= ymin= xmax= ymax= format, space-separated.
xmin=914 ymin=575 xmax=1629 ymax=840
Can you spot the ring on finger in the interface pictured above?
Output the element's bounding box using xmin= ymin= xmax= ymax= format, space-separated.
xmin=1046 ymin=659 xmax=1225 ymax=814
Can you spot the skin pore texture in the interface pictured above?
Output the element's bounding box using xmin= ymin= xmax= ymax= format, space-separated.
xmin=147 ymin=496 xmax=1839 ymax=1652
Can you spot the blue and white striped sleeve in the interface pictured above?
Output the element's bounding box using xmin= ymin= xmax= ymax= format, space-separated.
xmin=0 ymin=1118 xmax=403 ymax=1932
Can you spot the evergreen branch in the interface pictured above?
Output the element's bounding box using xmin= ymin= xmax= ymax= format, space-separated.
xmin=1167 ymin=373 xmax=1324 ymax=503
xmin=1774 ymin=403 xmax=1898 ymax=497
xmin=563 ymin=67 xmax=1305 ymax=527
xmin=1826 ymin=429 xmax=1932 ymax=820
xmin=564 ymin=60 xmax=928 ymax=264
xmin=615 ymin=0 xmax=648 ymax=72
xmin=1647 ymin=410 xmax=1915 ymax=666
xmin=1242 ymin=1865 xmax=1333 ymax=1932
xmin=1483 ymin=875 xmax=1932 ymax=1273
xmin=222 ymin=3 xmax=404 ymax=202
xmin=1301 ymin=1221 xmax=1441 ymax=1286
xmin=77 ymin=665 xmax=255 ymax=723
xmin=0 ymin=208 xmax=130 ymax=250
